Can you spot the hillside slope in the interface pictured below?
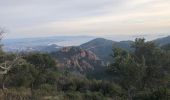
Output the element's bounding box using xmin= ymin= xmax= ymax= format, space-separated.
xmin=153 ymin=35 xmax=170 ymax=46
xmin=80 ymin=38 xmax=133 ymax=62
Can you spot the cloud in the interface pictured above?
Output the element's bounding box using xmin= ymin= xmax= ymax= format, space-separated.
xmin=0 ymin=0 xmax=170 ymax=39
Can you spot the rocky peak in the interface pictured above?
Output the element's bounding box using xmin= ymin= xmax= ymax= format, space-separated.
xmin=51 ymin=46 xmax=103 ymax=73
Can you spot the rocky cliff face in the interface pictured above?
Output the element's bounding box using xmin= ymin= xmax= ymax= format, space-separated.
xmin=51 ymin=47 xmax=104 ymax=73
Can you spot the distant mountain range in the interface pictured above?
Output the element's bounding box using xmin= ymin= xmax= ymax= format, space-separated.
xmin=2 ymin=36 xmax=95 ymax=52
xmin=3 ymin=35 xmax=170 ymax=53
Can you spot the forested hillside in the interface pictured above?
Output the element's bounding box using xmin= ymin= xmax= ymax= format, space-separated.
xmin=153 ymin=36 xmax=170 ymax=46
xmin=80 ymin=38 xmax=133 ymax=62
xmin=0 ymin=32 xmax=170 ymax=99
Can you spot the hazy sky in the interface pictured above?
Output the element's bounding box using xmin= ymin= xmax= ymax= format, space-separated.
xmin=0 ymin=0 xmax=170 ymax=40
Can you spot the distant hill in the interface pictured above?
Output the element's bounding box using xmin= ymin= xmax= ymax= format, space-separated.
xmin=161 ymin=43 xmax=170 ymax=51
xmin=153 ymin=36 xmax=170 ymax=46
xmin=80 ymin=38 xmax=115 ymax=62
xmin=3 ymin=44 xmax=62 ymax=53
xmin=80 ymin=38 xmax=133 ymax=62
xmin=2 ymin=36 xmax=95 ymax=52
xmin=51 ymin=46 xmax=104 ymax=73
xmin=32 ymin=44 xmax=62 ymax=52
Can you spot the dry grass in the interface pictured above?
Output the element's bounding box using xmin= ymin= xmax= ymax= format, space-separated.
xmin=0 ymin=88 xmax=32 ymax=100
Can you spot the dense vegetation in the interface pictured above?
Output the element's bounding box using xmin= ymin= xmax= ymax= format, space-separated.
xmin=108 ymin=38 xmax=170 ymax=99
xmin=0 ymin=37 xmax=170 ymax=100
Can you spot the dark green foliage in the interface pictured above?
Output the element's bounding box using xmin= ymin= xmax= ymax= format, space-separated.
xmin=0 ymin=52 xmax=123 ymax=100
xmin=7 ymin=61 xmax=38 ymax=87
xmin=23 ymin=53 xmax=59 ymax=88
xmin=161 ymin=43 xmax=170 ymax=51
xmin=108 ymin=38 xmax=170 ymax=99
xmin=134 ymin=87 xmax=169 ymax=100
xmin=108 ymin=48 xmax=145 ymax=99
xmin=24 ymin=53 xmax=56 ymax=71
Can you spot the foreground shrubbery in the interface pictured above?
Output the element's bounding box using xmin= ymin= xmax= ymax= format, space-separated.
xmin=0 ymin=53 xmax=123 ymax=100
xmin=0 ymin=74 xmax=123 ymax=100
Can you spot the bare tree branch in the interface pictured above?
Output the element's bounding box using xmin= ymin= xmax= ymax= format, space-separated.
xmin=0 ymin=70 xmax=7 ymax=75
xmin=0 ymin=56 xmax=22 ymax=75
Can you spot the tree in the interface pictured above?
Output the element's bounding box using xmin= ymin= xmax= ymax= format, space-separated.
xmin=6 ymin=59 xmax=38 ymax=88
xmin=0 ymin=28 xmax=25 ymax=89
xmin=132 ymin=38 xmax=162 ymax=66
xmin=0 ymin=56 xmax=22 ymax=89
xmin=23 ymin=53 xmax=57 ymax=88
xmin=0 ymin=27 xmax=6 ymax=75
xmin=108 ymin=38 xmax=169 ymax=99
xmin=132 ymin=38 xmax=167 ymax=89
xmin=24 ymin=53 xmax=56 ymax=72
xmin=0 ymin=28 xmax=10 ymax=89
xmin=108 ymin=48 xmax=145 ymax=100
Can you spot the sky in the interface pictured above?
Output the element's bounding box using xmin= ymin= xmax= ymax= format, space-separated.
xmin=0 ymin=0 xmax=170 ymax=40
